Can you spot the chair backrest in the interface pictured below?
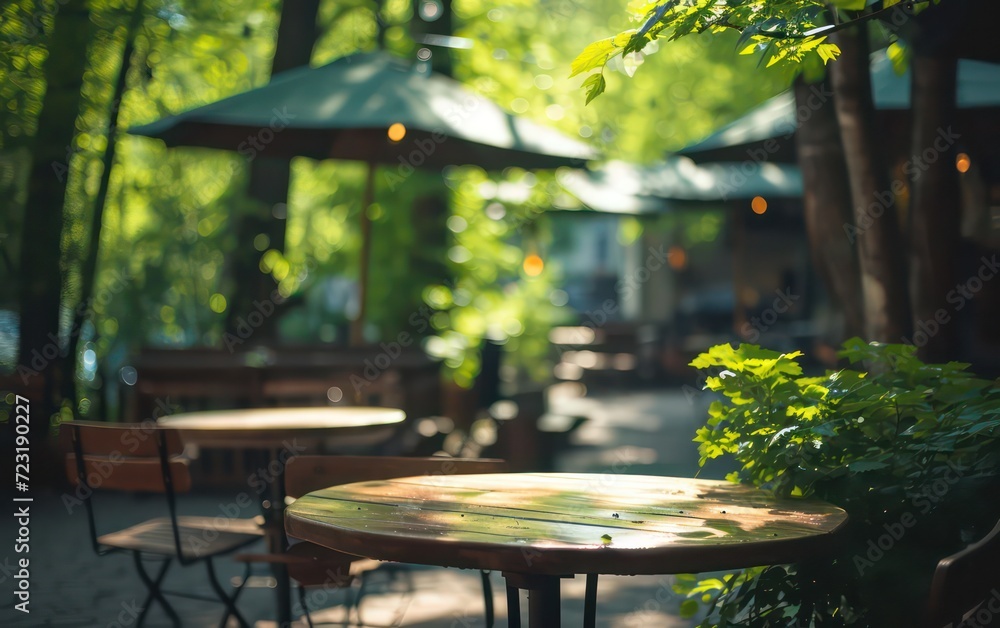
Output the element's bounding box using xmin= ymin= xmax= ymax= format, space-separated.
xmin=926 ymin=518 xmax=1000 ymax=628
xmin=61 ymin=421 xmax=192 ymax=558
xmin=61 ymin=421 xmax=191 ymax=493
xmin=284 ymin=455 xmax=508 ymax=499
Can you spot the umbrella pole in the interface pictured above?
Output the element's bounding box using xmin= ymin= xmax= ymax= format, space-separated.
xmin=731 ymin=203 xmax=748 ymax=336
xmin=351 ymin=163 xmax=376 ymax=347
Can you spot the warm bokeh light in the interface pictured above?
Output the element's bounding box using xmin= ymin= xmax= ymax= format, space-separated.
xmin=751 ymin=196 xmax=768 ymax=214
xmin=387 ymin=122 xmax=406 ymax=142
xmin=956 ymin=153 xmax=971 ymax=173
xmin=667 ymin=245 xmax=687 ymax=270
xmin=523 ymin=253 xmax=544 ymax=276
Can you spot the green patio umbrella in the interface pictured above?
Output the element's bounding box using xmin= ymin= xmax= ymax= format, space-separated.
xmin=557 ymin=157 xmax=803 ymax=214
xmin=679 ymin=54 xmax=1000 ymax=162
xmin=130 ymin=51 xmax=597 ymax=343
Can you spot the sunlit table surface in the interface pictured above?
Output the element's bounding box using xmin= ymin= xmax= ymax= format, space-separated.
xmin=286 ymin=472 xmax=847 ymax=627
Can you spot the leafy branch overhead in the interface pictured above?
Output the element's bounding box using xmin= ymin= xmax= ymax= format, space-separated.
xmin=571 ymin=0 xmax=941 ymax=102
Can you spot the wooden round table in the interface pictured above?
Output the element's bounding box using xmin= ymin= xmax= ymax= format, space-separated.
xmin=160 ymin=406 xmax=405 ymax=627
xmin=285 ymin=472 xmax=848 ymax=627
xmin=159 ymin=406 xmax=405 ymax=448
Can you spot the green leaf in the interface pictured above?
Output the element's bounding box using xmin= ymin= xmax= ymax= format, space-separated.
xmin=679 ymin=598 xmax=700 ymax=618
xmin=887 ymin=41 xmax=909 ymax=75
xmin=735 ymin=23 xmax=760 ymax=53
xmin=569 ymin=33 xmax=631 ymax=77
xmin=848 ymin=460 xmax=889 ymax=472
xmin=582 ymin=73 xmax=607 ymax=105
xmin=829 ymin=0 xmax=867 ymax=9
xmin=570 ymin=38 xmax=617 ymax=77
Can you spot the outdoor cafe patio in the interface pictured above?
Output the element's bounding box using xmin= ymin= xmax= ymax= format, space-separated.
xmin=4 ymin=0 xmax=1000 ymax=627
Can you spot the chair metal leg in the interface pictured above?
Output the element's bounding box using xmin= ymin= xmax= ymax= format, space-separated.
xmin=506 ymin=585 xmax=521 ymax=628
xmin=134 ymin=553 xmax=180 ymax=628
xmin=584 ymin=574 xmax=598 ymax=628
xmin=353 ymin=571 xmax=370 ymax=626
xmin=206 ymin=557 xmax=250 ymax=628
xmin=298 ymin=586 xmax=315 ymax=628
xmin=480 ymin=571 xmax=494 ymax=628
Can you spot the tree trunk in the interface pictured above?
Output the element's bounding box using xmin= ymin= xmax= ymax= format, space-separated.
xmin=828 ymin=24 xmax=911 ymax=343
xmin=68 ymin=1 xmax=146 ymax=416
xmin=907 ymin=52 xmax=960 ymax=362
xmin=225 ymin=0 xmax=321 ymax=342
xmin=793 ymin=76 xmax=864 ymax=340
xmin=15 ymin=0 xmax=95 ymax=433
xmin=406 ymin=0 xmax=454 ymax=344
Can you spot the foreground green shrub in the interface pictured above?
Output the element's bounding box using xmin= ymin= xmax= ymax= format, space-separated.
xmin=677 ymin=339 xmax=1000 ymax=626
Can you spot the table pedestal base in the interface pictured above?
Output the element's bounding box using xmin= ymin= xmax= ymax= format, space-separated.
xmin=503 ymin=573 xmax=598 ymax=628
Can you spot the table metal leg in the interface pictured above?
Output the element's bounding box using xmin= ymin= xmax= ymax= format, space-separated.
xmin=271 ymin=447 xmax=292 ymax=627
xmin=503 ymin=572 xmax=563 ymax=628
xmin=255 ymin=447 xmax=293 ymax=627
xmin=506 ymin=585 xmax=521 ymax=628
xmin=527 ymin=575 xmax=561 ymax=627
xmin=584 ymin=574 xmax=598 ymax=628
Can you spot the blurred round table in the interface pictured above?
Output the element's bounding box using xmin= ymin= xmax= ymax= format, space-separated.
xmin=286 ymin=473 xmax=848 ymax=627
xmin=159 ymin=406 xmax=404 ymax=448
xmin=160 ymin=406 xmax=405 ymax=627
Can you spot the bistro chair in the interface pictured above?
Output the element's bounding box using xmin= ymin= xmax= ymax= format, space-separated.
xmin=238 ymin=454 xmax=507 ymax=627
xmin=926 ymin=517 xmax=1000 ymax=627
xmin=62 ymin=421 xmax=264 ymax=627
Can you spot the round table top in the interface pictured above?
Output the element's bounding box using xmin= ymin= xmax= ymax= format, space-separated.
xmin=285 ymin=472 xmax=848 ymax=576
xmin=159 ymin=407 xmax=405 ymax=447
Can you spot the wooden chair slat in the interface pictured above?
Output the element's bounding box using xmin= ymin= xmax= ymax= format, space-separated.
xmin=96 ymin=516 xmax=262 ymax=559
xmin=65 ymin=455 xmax=192 ymax=494
xmin=284 ymin=455 xmax=509 ymax=498
xmin=61 ymin=421 xmax=185 ymax=457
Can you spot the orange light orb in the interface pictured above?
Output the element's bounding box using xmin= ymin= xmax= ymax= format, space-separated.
xmin=667 ymin=246 xmax=687 ymax=270
xmin=956 ymin=153 xmax=971 ymax=173
xmin=387 ymin=123 xmax=406 ymax=142
xmin=751 ymin=196 xmax=768 ymax=215
xmin=523 ymin=254 xmax=544 ymax=277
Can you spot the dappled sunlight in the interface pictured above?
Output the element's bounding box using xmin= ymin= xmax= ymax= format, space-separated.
xmin=290 ymin=473 xmax=847 ymax=568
